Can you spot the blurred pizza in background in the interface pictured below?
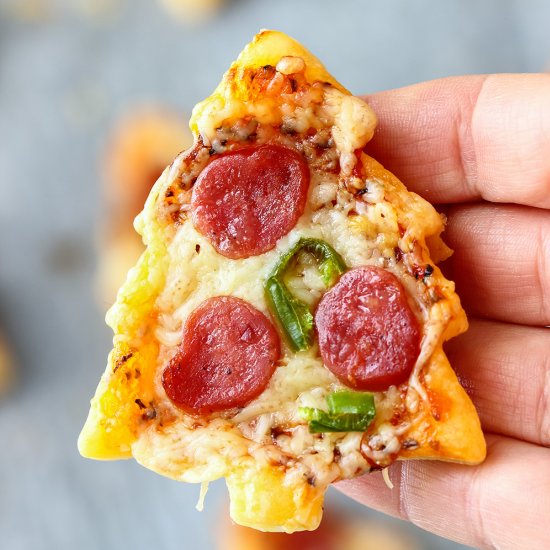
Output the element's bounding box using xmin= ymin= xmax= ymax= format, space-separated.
xmin=217 ymin=504 xmax=419 ymax=550
xmin=97 ymin=106 xmax=191 ymax=304
xmin=158 ymin=0 xmax=226 ymax=23
xmin=0 ymin=332 xmax=14 ymax=398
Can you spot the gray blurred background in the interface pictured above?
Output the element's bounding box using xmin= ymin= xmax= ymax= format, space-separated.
xmin=1 ymin=0 xmax=549 ymax=549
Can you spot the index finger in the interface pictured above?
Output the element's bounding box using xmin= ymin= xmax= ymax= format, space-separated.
xmin=362 ymin=74 xmax=550 ymax=208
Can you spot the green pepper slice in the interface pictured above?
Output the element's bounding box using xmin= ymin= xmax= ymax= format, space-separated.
xmin=299 ymin=391 xmax=376 ymax=433
xmin=265 ymin=238 xmax=346 ymax=351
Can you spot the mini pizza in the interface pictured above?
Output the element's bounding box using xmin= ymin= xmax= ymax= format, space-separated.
xmin=79 ymin=30 xmax=486 ymax=532
xmin=97 ymin=107 xmax=191 ymax=303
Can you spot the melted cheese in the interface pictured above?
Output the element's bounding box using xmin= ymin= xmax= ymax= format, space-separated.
xmin=135 ymin=150 xmax=444 ymax=486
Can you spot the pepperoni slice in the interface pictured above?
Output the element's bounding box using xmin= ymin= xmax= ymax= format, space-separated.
xmin=191 ymin=144 xmax=310 ymax=259
xmin=315 ymin=267 xmax=420 ymax=391
xmin=162 ymin=296 xmax=280 ymax=414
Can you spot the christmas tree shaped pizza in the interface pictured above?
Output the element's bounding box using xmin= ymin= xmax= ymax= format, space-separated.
xmin=79 ymin=30 xmax=485 ymax=532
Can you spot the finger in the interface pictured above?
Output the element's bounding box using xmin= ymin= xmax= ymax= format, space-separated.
xmin=441 ymin=203 xmax=550 ymax=326
xmin=363 ymin=73 xmax=550 ymax=208
xmin=445 ymin=318 xmax=550 ymax=446
xmin=337 ymin=435 xmax=550 ymax=550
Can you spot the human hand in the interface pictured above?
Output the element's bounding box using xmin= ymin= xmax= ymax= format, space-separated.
xmin=338 ymin=74 xmax=550 ymax=550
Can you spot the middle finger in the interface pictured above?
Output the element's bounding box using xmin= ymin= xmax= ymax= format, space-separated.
xmin=441 ymin=203 xmax=550 ymax=326
xmin=445 ymin=318 xmax=550 ymax=447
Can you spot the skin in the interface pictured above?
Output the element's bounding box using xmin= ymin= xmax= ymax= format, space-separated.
xmin=337 ymin=74 xmax=550 ymax=550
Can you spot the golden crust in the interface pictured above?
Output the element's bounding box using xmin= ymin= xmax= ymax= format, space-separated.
xmin=79 ymin=30 xmax=486 ymax=531
xmin=401 ymin=348 xmax=486 ymax=464
xmin=79 ymin=230 xmax=167 ymax=459
xmin=226 ymin=463 xmax=324 ymax=533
